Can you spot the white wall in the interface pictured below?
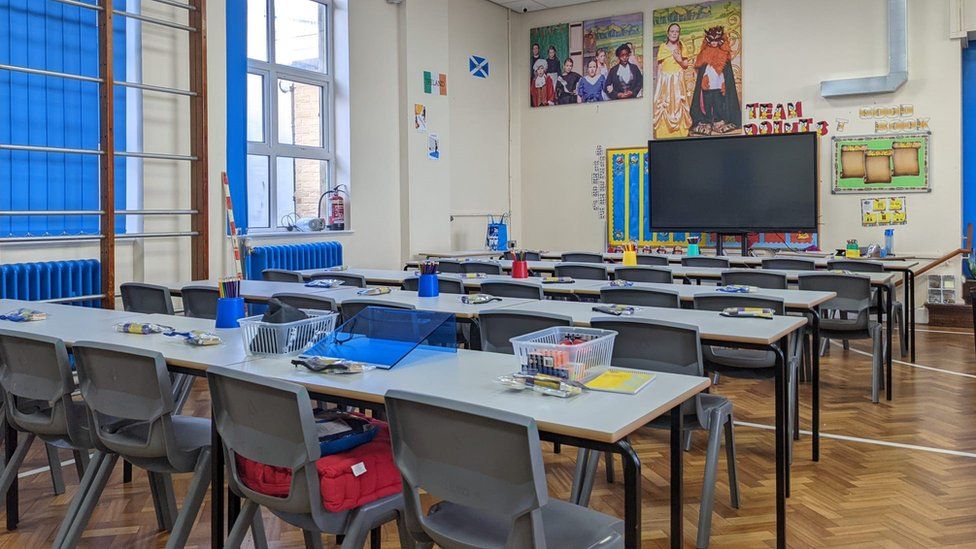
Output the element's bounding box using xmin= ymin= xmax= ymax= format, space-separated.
xmin=513 ymin=0 xmax=964 ymax=257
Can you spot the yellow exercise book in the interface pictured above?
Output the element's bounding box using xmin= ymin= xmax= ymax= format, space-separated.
xmin=584 ymin=368 xmax=656 ymax=395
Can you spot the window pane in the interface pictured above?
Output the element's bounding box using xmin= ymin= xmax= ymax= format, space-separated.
xmin=247 ymin=0 xmax=268 ymax=61
xmin=247 ymin=73 xmax=264 ymax=142
xmin=275 ymin=157 xmax=329 ymax=225
xmin=277 ymin=79 xmax=322 ymax=147
xmin=247 ymin=155 xmax=271 ymax=228
xmin=274 ymin=0 xmax=328 ymax=73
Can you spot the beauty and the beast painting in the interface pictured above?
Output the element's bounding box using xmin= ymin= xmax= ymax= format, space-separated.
xmin=652 ymin=0 xmax=742 ymax=139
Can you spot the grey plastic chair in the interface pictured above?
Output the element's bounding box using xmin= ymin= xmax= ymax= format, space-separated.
xmin=339 ymin=300 xmax=416 ymax=323
xmin=720 ymin=270 xmax=788 ymax=290
xmin=463 ymin=261 xmax=502 ymax=275
xmin=120 ymin=282 xmax=175 ymax=315
xmin=600 ymin=287 xmax=680 ymax=308
xmin=477 ymin=310 xmax=572 ymax=354
xmin=761 ymin=257 xmax=817 ymax=271
xmin=384 ymin=390 xmax=624 ymax=549
xmin=681 ymin=256 xmax=731 ymax=269
xmin=0 ymin=331 xmax=99 ymax=526
xmin=435 ymin=260 xmax=464 ymax=274
xmin=555 ymin=263 xmax=608 ymax=281
xmin=636 ymin=254 xmax=669 ymax=266
xmin=561 ymin=252 xmax=604 ymax=264
xmin=828 ymin=259 xmax=907 ymax=357
xmin=583 ymin=318 xmax=738 ymax=549
xmin=60 ymin=342 xmax=213 ymax=549
xmin=799 ymin=273 xmax=885 ymax=403
xmin=402 ymin=276 xmax=465 ymax=294
xmin=181 ymin=285 xmax=219 ymax=319
xmin=480 ymin=280 xmax=545 ymax=300
xmin=309 ymin=271 xmax=367 ymax=288
xmin=207 ymin=366 xmax=408 ymax=549
xmin=270 ymin=293 xmax=337 ymax=312
xmin=504 ymin=251 xmax=541 ymax=261
xmin=614 ymin=266 xmax=673 ymax=284
xmin=262 ymin=269 xmax=305 ymax=283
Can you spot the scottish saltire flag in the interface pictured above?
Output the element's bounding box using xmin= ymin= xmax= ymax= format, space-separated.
xmin=469 ymin=55 xmax=489 ymax=79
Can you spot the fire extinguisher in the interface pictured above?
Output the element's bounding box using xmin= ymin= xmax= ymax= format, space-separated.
xmin=319 ymin=184 xmax=348 ymax=231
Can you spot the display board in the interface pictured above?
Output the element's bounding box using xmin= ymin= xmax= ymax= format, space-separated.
xmin=832 ymin=132 xmax=930 ymax=193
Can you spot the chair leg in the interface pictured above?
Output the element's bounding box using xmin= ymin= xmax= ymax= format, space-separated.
xmin=577 ymin=449 xmax=601 ymax=508
xmin=604 ymin=450 xmax=614 ymax=483
xmin=123 ymin=460 xmax=132 ymax=483
xmin=250 ymin=505 xmax=269 ymax=549
xmin=46 ymin=443 xmax=66 ymax=495
xmin=148 ymin=472 xmax=169 ymax=532
xmin=569 ymin=447 xmax=588 ymax=504
xmin=696 ymin=413 xmax=724 ymax=549
xmin=871 ymin=329 xmax=883 ymax=404
xmin=72 ymin=449 xmax=91 ymax=480
xmin=370 ymin=526 xmax=382 ymax=549
xmin=724 ymin=415 xmax=740 ymax=509
xmin=553 ymin=442 xmax=561 ymax=454
xmin=60 ymin=453 xmax=118 ymax=548
xmin=897 ymin=305 xmax=908 ymax=358
xmin=226 ymin=498 xmax=260 ymax=548
xmin=395 ymin=510 xmax=432 ymax=549
xmin=0 ymin=433 xmax=34 ymax=501
xmin=683 ymin=429 xmax=693 ymax=452
xmin=53 ymin=451 xmax=108 ymax=548
xmin=165 ymin=448 xmax=212 ymax=549
xmin=303 ymin=530 xmax=324 ymax=549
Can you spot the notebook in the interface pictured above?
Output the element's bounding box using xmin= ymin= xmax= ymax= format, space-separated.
xmin=583 ymin=368 xmax=656 ymax=395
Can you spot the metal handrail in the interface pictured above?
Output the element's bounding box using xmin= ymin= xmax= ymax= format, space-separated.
xmin=0 ymin=210 xmax=197 ymax=216
xmin=48 ymin=0 xmax=197 ymax=32
xmin=0 ymin=144 xmax=196 ymax=161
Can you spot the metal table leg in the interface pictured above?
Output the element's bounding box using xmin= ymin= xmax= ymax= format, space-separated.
xmin=907 ymin=270 xmax=916 ymax=363
xmin=617 ymin=438 xmax=643 ymax=549
xmin=811 ymin=310 xmax=821 ymax=462
xmin=773 ymin=340 xmax=788 ymax=548
xmin=886 ymin=284 xmax=894 ymax=400
xmin=670 ymin=405 xmax=684 ymax=549
xmin=211 ymin=421 xmax=224 ymax=548
xmin=5 ymin=420 xmax=17 ymax=530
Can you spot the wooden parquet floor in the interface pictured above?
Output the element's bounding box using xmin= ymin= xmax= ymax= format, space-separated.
xmin=1 ymin=329 xmax=975 ymax=548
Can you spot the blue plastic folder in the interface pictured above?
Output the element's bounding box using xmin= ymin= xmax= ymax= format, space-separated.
xmin=303 ymin=307 xmax=456 ymax=369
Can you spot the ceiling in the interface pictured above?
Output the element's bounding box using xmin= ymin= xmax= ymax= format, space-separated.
xmin=486 ymin=0 xmax=600 ymax=13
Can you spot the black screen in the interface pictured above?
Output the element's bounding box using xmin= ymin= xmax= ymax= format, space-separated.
xmin=647 ymin=132 xmax=818 ymax=232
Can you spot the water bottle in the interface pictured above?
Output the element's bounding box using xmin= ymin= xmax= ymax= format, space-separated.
xmin=884 ymin=229 xmax=894 ymax=256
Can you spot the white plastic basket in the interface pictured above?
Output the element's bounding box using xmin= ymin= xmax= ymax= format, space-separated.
xmin=239 ymin=310 xmax=339 ymax=356
xmin=510 ymin=326 xmax=616 ymax=379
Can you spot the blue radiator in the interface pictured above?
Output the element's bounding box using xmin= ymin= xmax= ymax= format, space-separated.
xmin=0 ymin=259 xmax=101 ymax=307
xmin=245 ymin=242 xmax=343 ymax=280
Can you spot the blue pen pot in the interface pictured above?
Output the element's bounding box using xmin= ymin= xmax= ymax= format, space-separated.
xmin=687 ymin=244 xmax=700 ymax=257
xmin=417 ymin=274 xmax=439 ymax=297
xmin=215 ymin=297 xmax=246 ymax=328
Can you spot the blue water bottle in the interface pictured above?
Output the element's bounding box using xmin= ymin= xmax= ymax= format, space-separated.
xmin=884 ymin=229 xmax=894 ymax=256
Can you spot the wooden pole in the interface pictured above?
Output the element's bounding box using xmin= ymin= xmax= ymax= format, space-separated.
xmin=189 ymin=0 xmax=210 ymax=281
xmin=98 ymin=0 xmax=116 ymax=308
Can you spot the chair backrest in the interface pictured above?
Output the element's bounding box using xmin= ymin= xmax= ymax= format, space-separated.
xmin=262 ymin=269 xmax=305 ymax=283
xmin=435 ymin=260 xmax=464 ymax=274
xmin=308 ymin=271 xmax=367 ymax=288
xmin=207 ymin=366 xmax=326 ymax=517
xmin=503 ymin=251 xmax=540 ymax=261
xmin=554 ymin=263 xmax=608 ymax=281
xmin=560 ymin=252 xmax=604 ymax=264
xmin=600 ymin=287 xmax=681 ymax=308
xmin=181 ymin=285 xmax=219 ymax=319
xmin=636 ymin=254 xmax=669 ymax=266
xmin=0 ymin=331 xmax=86 ymax=443
xmin=477 ymin=310 xmax=573 ymax=354
xmin=827 ymin=259 xmax=885 ymax=273
xmin=71 ymin=342 xmax=192 ymax=468
xmin=120 ymin=282 xmax=175 ymax=315
xmin=798 ymin=273 xmax=873 ymax=319
xmin=614 ymin=266 xmax=673 ymax=284
xmin=401 ymin=276 xmax=464 ymax=294
xmin=761 ymin=257 xmax=817 ymax=271
xmin=589 ymin=318 xmax=703 ymax=377
xmin=463 ymin=261 xmax=502 ymax=275
xmin=270 ymin=293 xmax=337 ymax=312
xmin=721 ymin=269 xmax=788 ymax=290
xmin=480 ymin=281 xmax=545 ymax=300
xmin=340 ymin=299 xmax=416 ymax=321
xmin=384 ymin=390 xmax=549 ymax=548
xmin=681 ymin=256 xmax=731 ymax=268
xmin=693 ymin=293 xmax=786 ymax=316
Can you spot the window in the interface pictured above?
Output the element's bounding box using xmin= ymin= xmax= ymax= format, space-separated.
xmin=246 ymin=0 xmax=334 ymax=230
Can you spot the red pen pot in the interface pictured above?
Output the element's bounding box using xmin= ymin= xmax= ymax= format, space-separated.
xmin=511 ymin=260 xmax=529 ymax=279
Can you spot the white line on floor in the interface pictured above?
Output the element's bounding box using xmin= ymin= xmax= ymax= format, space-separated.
xmin=733 ymin=421 xmax=976 ymax=459
xmin=19 ymin=458 xmax=77 ymax=479
xmin=915 ymin=327 xmax=974 ymax=336
xmin=830 ymin=341 xmax=976 ymax=379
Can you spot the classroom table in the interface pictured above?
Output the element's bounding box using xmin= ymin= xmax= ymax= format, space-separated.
xmin=165 ymin=279 xmax=364 ymax=304
xmin=416 ymin=249 xmax=504 ymax=259
xmin=0 ymin=300 xmax=710 ymax=549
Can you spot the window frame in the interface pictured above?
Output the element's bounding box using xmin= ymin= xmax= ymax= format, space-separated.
xmin=246 ymin=0 xmax=335 ymax=231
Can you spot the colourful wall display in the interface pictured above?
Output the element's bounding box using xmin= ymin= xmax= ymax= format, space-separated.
xmin=605 ymin=147 xmax=817 ymax=249
xmin=861 ymin=196 xmax=908 ymax=226
xmin=651 ymin=0 xmax=742 ymax=139
xmin=832 ymin=133 xmax=930 ymax=193
xmin=530 ymin=13 xmax=644 ymax=107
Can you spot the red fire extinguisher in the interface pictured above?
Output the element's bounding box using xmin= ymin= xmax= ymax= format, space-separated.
xmin=323 ymin=184 xmax=347 ymax=231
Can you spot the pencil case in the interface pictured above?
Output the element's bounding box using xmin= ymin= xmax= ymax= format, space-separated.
xmin=114 ymin=322 xmax=174 ymax=335
xmin=0 ymin=308 xmax=48 ymax=322
xmin=608 ymin=280 xmax=634 ymax=287
xmin=541 ymin=277 xmax=574 ymax=284
xmin=719 ymin=307 xmax=775 ymax=319
xmin=305 ymin=279 xmax=345 ymax=289
xmin=591 ymin=304 xmax=636 ymax=316
xmin=357 ymin=287 xmax=391 ymax=296
xmin=716 ymin=285 xmax=755 ymax=293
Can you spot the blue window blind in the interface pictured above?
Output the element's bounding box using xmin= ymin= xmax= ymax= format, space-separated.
xmin=226 ymin=0 xmax=248 ymax=234
xmin=0 ymin=0 xmax=126 ymax=237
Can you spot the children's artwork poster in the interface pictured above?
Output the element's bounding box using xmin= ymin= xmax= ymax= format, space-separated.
xmin=861 ymin=196 xmax=907 ymax=227
xmin=529 ymin=13 xmax=644 ymax=108
xmin=604 ymin=147 xmax=817 ymax=249
xmin=858 ymin=104 xmax=929 ymax=133
xmin=414 ymin=104 xmax=427 ymax=133
xmin=423 ymin=71 xmax=447 ymax=95
xmin=743 ymin=101 xmax=828 ymax=136
xmin=833 ymin=133 xmax=930 ymax=193
xmin=592 ymin=145 xmax=607 ymax=220
xmin=651 ymin=0 xmax=742 ymax=138
xmin=427 ymin=133 xmax=440 ymax=161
